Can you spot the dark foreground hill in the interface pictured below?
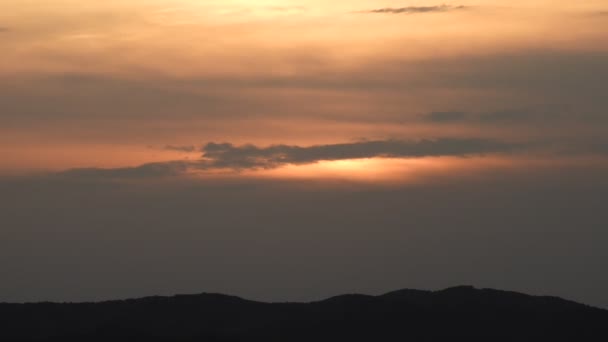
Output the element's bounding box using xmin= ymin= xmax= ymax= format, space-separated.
xmin=1 ymin=286 xmax=606 ymax=341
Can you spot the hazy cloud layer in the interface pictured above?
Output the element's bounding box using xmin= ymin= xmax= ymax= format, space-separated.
xmin=423 ymin=110 xmax=573 ymax=124
xmin=2 ymin=50 xmax=606 ymax=125
xmin=59 ymin=161 xmax=192 ymax=179
xmin=363 ymin=5 xmax=467 ymax=14
xmin=2 ymin=166 xmax=608 ymax=306
xmin=424 ymin=112 xmax=469 ymax=123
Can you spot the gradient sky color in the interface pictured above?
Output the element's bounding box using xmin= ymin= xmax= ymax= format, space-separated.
xmin=1 ymin=1 xmax=607 ymax=307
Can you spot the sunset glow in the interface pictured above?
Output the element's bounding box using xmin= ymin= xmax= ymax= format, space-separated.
xmin=2 ymin=0 xmax=608 ymax=308
xmin=1 ymin=0 xmax=607 ymax=179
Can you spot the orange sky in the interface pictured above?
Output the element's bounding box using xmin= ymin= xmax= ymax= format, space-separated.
xmin=1 ymin=0 xmax=607 ymax=179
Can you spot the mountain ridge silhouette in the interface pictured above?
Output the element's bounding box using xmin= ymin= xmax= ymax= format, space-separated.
xmin=1 ymin=286 xmax=606 ymax=341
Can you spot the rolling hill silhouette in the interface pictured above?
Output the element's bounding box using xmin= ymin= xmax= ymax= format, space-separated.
xmin=1 ymin=286 xmax=606 ymax=341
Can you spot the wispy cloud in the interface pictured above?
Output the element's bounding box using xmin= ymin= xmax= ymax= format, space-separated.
xmin=267 ymin=6 xmax=306 ymax=13
xmin=164 ymin=145 xmax=197 ymax=153
xmin=361 ymin=5 xmax=467 ymax=15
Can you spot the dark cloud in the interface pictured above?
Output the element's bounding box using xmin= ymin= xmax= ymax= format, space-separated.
xmin=362 ymin=5 xmax=467 ymax=14
xmin=0 ymin=27 xmax=9 ymax=33
xmin=50 ymin=138 xmax=523 ymax=179
xmin=201 ymin=138 xmax=521 ymax=170
xmin=477 ymin=110 xmax=538 ymax=123
xmin=556 ymin=141 xmax=608 ymax=157
xmin=52 ymin=137 xmax=607 ymax=181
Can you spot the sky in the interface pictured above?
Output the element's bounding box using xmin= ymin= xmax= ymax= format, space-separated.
xmin=1 ymin=1 xmax=608 ymax=307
